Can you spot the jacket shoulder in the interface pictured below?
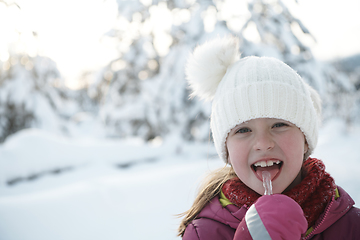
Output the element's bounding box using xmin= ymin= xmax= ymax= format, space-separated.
xmin=183 ymin=217 xmax=235 ymax=240
xmin=313 ymin=186 xmax=360 ymax=239
xmin=336 ymin=206 xmax=360 ymax=237
xmin=319 ymin=206 xmax=360 ymax=239
xmin=182 ymin=195 xmax=243 ymax=240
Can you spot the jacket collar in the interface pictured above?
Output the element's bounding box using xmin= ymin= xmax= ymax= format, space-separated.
xmin=309 ymin=185 xmax=354 ymax=236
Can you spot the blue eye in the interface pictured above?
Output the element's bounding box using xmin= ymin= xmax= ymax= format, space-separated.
xmin=273 ymin=122 xmax=288 ymax=128
xmin=236 ymin=127 xmax=251 ymax=133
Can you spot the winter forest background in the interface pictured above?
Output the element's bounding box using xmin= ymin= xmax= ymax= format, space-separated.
xmin=0 ymin=0 xmax=360 ymax=239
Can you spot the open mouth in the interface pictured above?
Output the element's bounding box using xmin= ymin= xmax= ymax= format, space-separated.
xmin=251 ymin=160 xmax=283 ymax=181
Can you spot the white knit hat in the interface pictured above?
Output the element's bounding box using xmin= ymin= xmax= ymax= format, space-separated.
xmin=186 ymin=36 xmax=321 ymax=163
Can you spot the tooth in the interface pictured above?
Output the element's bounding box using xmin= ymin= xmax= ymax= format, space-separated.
xmin=267 ymin=161 xmax=274 ymax=166
xmin=260 ymin=161 xmax=267 ymax=167
xmin=276 ymin=160 xmax=281 ymax=164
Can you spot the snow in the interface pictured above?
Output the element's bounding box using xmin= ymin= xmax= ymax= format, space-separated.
xmin=0 ymin=118 xmax=359 ymax=240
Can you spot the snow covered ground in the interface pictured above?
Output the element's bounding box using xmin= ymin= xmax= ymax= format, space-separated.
xmin=0 ymin=118 xmax=359 ymax=240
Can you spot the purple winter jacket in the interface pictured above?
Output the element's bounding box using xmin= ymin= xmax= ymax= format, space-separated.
xmin=182 ymin=186 xmax=360 ymax=240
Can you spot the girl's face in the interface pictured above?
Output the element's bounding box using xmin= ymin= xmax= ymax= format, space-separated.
xmin=226 ymin=118 xmax=308 ymax=195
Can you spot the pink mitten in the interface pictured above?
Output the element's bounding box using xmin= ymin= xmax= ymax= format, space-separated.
xmin=234 ymin=194 xmax=307 ymax=240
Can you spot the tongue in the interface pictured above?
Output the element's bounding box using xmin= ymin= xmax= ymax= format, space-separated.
xmin=256 ymin=165 xmax=280 ymax=181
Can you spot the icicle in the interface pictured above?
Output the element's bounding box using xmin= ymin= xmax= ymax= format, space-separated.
xmin=262 ymin=171 xmax=273 ymax=195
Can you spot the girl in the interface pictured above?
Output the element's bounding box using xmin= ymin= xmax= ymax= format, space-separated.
xmin=178 ymin=37 xmax=360 ymax=239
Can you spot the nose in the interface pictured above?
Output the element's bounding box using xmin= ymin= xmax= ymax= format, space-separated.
xmin=253 ymin=131 xmax=275 ymax=151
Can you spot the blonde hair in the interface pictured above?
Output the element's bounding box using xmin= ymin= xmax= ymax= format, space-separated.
xmin=177 ymin=166 xmax=237 ymax=237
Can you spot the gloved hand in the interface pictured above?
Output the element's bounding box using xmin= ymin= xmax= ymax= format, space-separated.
xmin=234 ymin=194 xmax=307 ymax=240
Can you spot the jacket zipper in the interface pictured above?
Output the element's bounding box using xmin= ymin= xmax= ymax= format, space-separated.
xmin=303 ymin=196 xmax=334 ymax=240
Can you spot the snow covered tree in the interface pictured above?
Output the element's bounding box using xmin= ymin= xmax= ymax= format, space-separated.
xmin=91 ymin=0 xmax=359 ymax=144
xmin=0 ymin=1 xmax=75 ymax=142
xmin=91 ymin=0 xmax=229 ymax=142
xmin=329 ymin=54 xmax=360 ymax=123
xmin=0 ymin=55 xmax=72 ymax=142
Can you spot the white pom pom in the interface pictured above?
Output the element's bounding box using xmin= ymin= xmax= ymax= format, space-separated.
xmin=186 ymin=36 xmax=240 ymax=101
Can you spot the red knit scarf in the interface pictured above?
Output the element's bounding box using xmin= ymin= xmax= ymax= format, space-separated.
xmin=222 ymin=158 xmax=336 ymax=228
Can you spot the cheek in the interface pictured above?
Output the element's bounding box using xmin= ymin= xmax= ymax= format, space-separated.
xmin=227 ymin=139 xmax=248 ymax=164
xmin=226 ymin=140 xmax=251 ymax=177
xmin=280 ymin=132 xmax=306 ymax=154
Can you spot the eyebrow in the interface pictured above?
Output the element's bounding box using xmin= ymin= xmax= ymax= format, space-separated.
xmin=236 ymin=121 xmax=249 ymax=127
